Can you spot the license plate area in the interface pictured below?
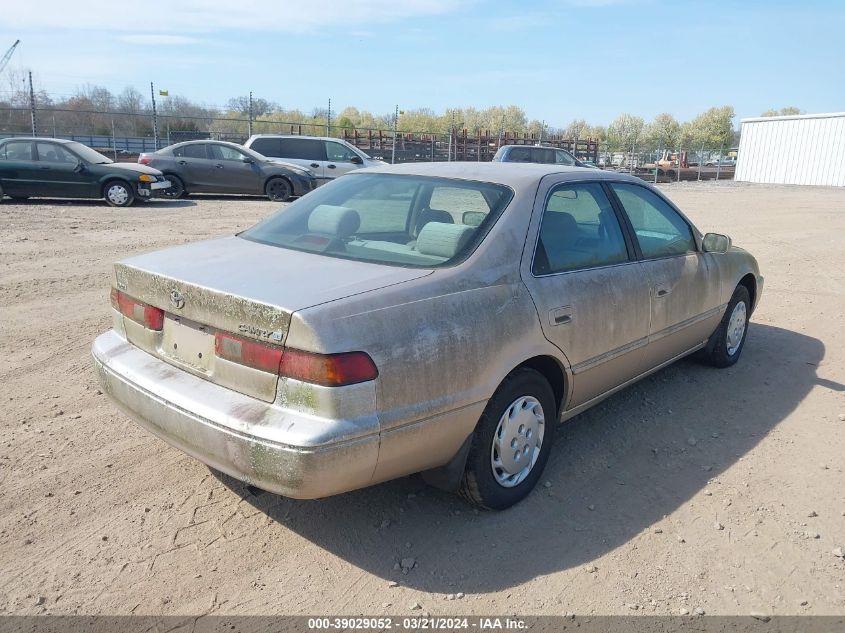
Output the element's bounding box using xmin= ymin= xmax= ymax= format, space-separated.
xmin=160 ymin=315 xmax=215 ymax=374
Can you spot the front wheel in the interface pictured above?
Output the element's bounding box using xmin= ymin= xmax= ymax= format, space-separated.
xmin=103 ymin=180 xmax=135 ymax=207
xmin=265 ymin=177 xmax=292 ymax=202
xmin=699 ymin=285 xmax=750 ymax=368
xmin=459 ymin=368 xmax=556 ymax=510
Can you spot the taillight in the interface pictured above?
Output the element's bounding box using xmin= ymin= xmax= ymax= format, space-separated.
xmin=138 ymin=154 xmax=152 ymax=165
xmin=213 ymin=331 xmax=378 ymax=386
xmin=279 ymin=348 xmax=378 ymax=387
xmin=110 ymin=288 xmax=164 ymax=330
xmin=214 ymin=331 xmax=283 ymax=374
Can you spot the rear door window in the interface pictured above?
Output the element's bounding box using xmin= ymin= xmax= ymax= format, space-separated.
xmin=507 ymin=147 xmax=532 ymax=162
xmin=248 ymin=138 xmax=281 ymax=157
xmin=277 ymin=138 xmax=326 ymax=161
xmin=174 ymin=144 xmax=209 ymax=159
xmin=0 ymin=141 xmax=33 ymax=161
xmin=533 ymin=182 xmax=630 ymax=275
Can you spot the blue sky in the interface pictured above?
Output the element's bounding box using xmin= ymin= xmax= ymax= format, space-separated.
xmin=2 ymin=0 xmax=843 ymax=126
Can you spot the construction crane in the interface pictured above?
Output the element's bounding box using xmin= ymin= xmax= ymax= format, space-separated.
xmin=0 ymin=40 xmax=21 ymax=74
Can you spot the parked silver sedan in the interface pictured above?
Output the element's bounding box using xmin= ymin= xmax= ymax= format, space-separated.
xmin=92 ymin=163 xmax=763 ymax=509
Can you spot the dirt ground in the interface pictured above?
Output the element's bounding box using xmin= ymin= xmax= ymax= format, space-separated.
xmin=1 ymin=181 xmax=844 ymax=617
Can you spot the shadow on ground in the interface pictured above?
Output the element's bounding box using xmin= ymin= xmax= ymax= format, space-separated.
xmin=215 ymin=323 xmax=836 ymax=593
xmin=4 ymin=197 xmax=197 ymax=208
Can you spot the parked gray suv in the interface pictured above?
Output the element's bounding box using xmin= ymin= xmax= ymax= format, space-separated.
xmin=244 ymin=135 xmax=386 ymax=186
xmin=493 ymin=144 xmax=586 ymax=167
xmin=139 ymin=140 xmax=317 ymax=201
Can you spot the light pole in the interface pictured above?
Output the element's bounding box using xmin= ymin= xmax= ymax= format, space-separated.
xmin=391 ymin=104 xmax=399 ymax=164
xmin=150 ymin=82 xmax=158 ymax=150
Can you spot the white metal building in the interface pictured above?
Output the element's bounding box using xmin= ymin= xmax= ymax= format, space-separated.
xmin=735 ymin=112 xmax=845 ymax=186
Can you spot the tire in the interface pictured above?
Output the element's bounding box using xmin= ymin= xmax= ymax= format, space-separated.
xmin=103 ymin=180 xmax=135 ymax=207
xmin=459 ymin=368 xmax=556 ymax=510
xmin=265 ymin=177 xmax=292 ymax=202
xmin=162 ymin=174 xmax=186 ymax=199
xmin=699 ymin=285 xmax=751 ymax=368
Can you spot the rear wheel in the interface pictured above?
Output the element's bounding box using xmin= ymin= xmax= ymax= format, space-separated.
xmin=104 ymin=180 xmax=135 ymax=207
xmin=699 ymin=285 xmax=750 ymax=368
xmin=459 ymin=368 xmax=556 ymax=510
xmin=265 ymin=177 xmax=292 ymax=202
xmin=163 ymin=174 xmax=186 ymax=199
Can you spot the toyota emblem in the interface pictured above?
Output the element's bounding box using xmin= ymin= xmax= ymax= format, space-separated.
xmin=169 ymin=289 xmax=185 ymax=309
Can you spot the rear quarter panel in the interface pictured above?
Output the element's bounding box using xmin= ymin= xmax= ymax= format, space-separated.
xmin=284 ymin=187 xmax=568 ymax=479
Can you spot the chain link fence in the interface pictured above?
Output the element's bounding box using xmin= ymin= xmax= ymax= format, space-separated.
xmin=1 ymin=105 xmax=734 ymax=181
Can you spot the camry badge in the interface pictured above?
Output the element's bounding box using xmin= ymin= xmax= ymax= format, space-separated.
xmin=169 ymin=289 xmax=185 ymax=309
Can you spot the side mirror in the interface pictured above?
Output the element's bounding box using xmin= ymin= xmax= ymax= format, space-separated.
xmin=349 ymin=155 xmax=364 ymax=165
xmin=241 ymin=156 xmax=254 ymax=164
xmin=74 ymin=160 xmax=85 ymax=172
xmin=702 ymin=232 xmax=731 ymax=254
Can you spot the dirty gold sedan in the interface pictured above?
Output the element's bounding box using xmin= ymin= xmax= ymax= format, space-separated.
xmin=92 ymin=163 xmax=763 ymax=509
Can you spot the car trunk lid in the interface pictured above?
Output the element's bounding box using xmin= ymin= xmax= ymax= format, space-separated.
xmin=112 ymin=236 xmax=431 ymax=401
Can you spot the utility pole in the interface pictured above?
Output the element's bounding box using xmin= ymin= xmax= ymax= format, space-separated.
xmin=326 ymin=98 xmax=331 ymax=136
xmin=447 ymin=111 xmax=455 ymax=162
xmin=391 ymin=104 xmax=399 ymax=165
xmin=497 ymin=114 xmax=505 ymax=149
xmin=150 ymin=82 xmax=158 ymax=150
xmin=248 ymin=91 xmax=254 ymax=137
xmin=28 ymin=71 xmax=37 ymax=136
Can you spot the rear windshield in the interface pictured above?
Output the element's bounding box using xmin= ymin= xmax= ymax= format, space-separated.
xmin=240 ymin=174 xmax=513 ymax=267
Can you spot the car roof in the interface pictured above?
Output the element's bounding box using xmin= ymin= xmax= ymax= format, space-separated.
xmin=499 ymin=144 xmax=564 ymax=149
xmin=358 ymin=161 xmax=645 ymax=188
xmin=246 ymin=134 xmax=339 ymax=142
xmin=1 ymin=137 xmax=75 ymax=144
xmin=167 ymin=140 xmax=241 ymax=148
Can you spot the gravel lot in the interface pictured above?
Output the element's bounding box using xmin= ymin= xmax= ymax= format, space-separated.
xmin=1 ymin=182 xmax=844 ymax=617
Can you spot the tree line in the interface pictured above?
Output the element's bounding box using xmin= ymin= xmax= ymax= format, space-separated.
xmin=0 ymin=74 xmax=800 ymax=151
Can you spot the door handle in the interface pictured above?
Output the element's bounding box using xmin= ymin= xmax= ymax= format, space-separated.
xmin=549 ymin=306 xmax=573 ymax=326
xmin=310 ymin=163 xmax=320 ymax=168
xmin=178 ymin=160 xmax=187 ymax=165
xmin=656 ymin=288 xmax=670 ymax=297
xmin=215 ymin=164 xmax=224 ymax=169
xmin=327 ymin=164 xmax=336 ymax=169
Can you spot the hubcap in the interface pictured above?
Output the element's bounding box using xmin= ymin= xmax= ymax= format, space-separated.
xmin=490 ymin=396 xmax=545 ymax=488
xmin=269 ymin=181 xmax=288 ymax=200
xmin=726 ymin=300 xmax=747 ymax=356
xmin=107 ymin=184 xmax=129 ymax=205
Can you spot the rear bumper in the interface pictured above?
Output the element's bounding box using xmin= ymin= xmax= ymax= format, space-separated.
xmin=92 ymin=330 xmax=380 ymax=498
